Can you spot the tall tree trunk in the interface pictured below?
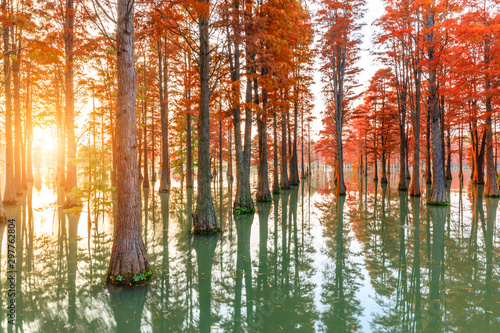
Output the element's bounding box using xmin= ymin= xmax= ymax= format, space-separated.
xmin=2 ymin=2 xmax=16 ymax=204
xmin=256 ymin=73 xmax=271 ymax=201
xmin=410 ymin=65 xmax=421 ymax=196
xmin=301 ymin=110 xmax=305 ymax=179
xmin=425 ymin=103 xmax=432 ymax=183
xmin=228 ymin=127 xmax=233 ymax=182
xmin=381 ymin=150 xmax=387 ymax=183
xmin=374 ymin=156 xmax=378 ymax=182
xmin=426 ymin=5 xmax=448 ymax=204
xmin=107 ymin=0 xmax=150 ymax=282
xmin=12 ymin=41 xmax=22 ymax=195
xmin=484 ymin=37 xmax=498 ymax=197
xmin=142 ymin=88 xmax=149 ymax=188
xmin=159 ymin=41 xmax=170 ymax=192
xmin=272 ymin=112 xmax=280 ymax=193
xmin=56 ymin=74 xmax=66 ymax=187
xmin=192 ymin=0 xmax=219 ymax=230
xmin=64 ymin=0 xmax=79 ymax=207
xmin=219 ymin=101 xmax=223 ymax=184
xmin=398 ymin=87 xmax=407 ymax=190
xmin=26 ymin=68 xmax=33 ymax=183
xmin=280 ymin=111 xmax=290 ymax=188
xmin=290 ymin=86 xmax=299 ymax=185
xmin=445 ymin=127 xmax=452 ymax=180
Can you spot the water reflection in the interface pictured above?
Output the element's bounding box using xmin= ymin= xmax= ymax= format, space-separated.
xmin=0 ymin=171 xmax=499 ymax=332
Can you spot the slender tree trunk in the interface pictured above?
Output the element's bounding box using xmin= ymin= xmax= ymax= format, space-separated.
xmin=256 ymin=74 xmax=271 ymax=201
xmin=192 ymin=0 xmax=219 ymax=230
xmin=107 ymin=0 xmax=150 ymax=282
xmin=410 ymin=66 xmax=421 ymax=196
xmin=374 ymin=156 xmax=378 ymax=182
xmin=445 ymin=127 xmax=452 ymax=180
xmin=219 ymin=101 xmax=223 ymax=184
xmin=290 ymin=86 xmax=299 ymax=185
xmin=427 ymin=6 xmax=448 ymax=204
xmin=186 ymin=112 xmax=193 ymax=187
xmin=12 ymin=42 xmax=22 ymax=195
xmin=2 ymin=2 xmax=16 ymax=204
xmin=381 ymin=150 xmax=388 ymax=183
xmin=425 ymin=103 xmax=432 ymax=183
xmin=143 ymin=86 xmax=149 ymax=188
xmin=398 ymin=88 xmax=407 ymax=190
xmin=64 ymin=0 xmax=79 ymax=207
xmin=301 ymin=111 xmax=305 ymax=179
xmin=484 ymin=37 xmax=498 ymax=197
xmin=280 ymin=111 xmax=290 ymax=188
xmin=159 ymin=41 xmax=170 ymax=192
xmin=228 ymin=127 xmax=233 ymax=182
xmin=26 ymin=68 xmax=33 ymax=183
xmin=56 ymin=74 xmax=66 ymax=187
xmin=272 ymin=112 xmax=280 ymax=193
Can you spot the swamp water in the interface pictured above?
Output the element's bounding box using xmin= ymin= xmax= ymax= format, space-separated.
xmin=0 ymin=170 xmax=498 ymax=332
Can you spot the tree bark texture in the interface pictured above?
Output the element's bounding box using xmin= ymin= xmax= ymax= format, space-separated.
xmin=192 ymin=0 xmax=219 ymax=230
xmin=107 ymin=0 xmax=150 ymax=281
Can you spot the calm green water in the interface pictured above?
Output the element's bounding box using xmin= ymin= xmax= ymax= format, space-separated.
xmin=0 ymin=170 xmax=499 ymax=332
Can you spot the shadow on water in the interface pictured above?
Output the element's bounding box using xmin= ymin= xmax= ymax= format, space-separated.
xmin=0 ymin=171 xmax=499 ymax=332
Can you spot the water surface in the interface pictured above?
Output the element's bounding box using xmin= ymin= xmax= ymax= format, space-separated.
xmin=0 ymin=170 xmax=498 ymax=332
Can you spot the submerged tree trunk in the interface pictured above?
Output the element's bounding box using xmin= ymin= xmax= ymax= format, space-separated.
xmin=280 ymin=111 xmax=290 ymax=188
xmin=64 ymin=0 xmax=79 ymax=207
xmin=12 ymin=41 xmax=22 ymax=194
xmin=272 ymin=112 xmax=280 ymax=193
xmin=290 ymin=87 xmax=299 ymax=186
xmin=425 ymin=103 xmax=432 ymax=183
xmin=256 ymin=74 xmax=271 ymax=201
xmin=410 ymin=65 xmax=421 ymax=196
xmin=107 ymin=0 xmax=150 ymax=283
xmin=445 ymin=127 xmax=452 ymax=180
xmin=426 ymin=8 xmax=448 ymax=204
xmin=142 ymin=84 xmax=149 ymax=188
xmin=381 ymin=151 xmax=388 ymax=183
xmin=26 ymin=69 xmax=33 ymax=183
xmin=484 ymin=37 xmax=498 ymax=197
xmin=159 ymin=41 xmax=170 ymax=193
xmin=3 ymin=7 xmax=16 ymax=205
xmin=192 ymin=0 xmax=219 ymax=230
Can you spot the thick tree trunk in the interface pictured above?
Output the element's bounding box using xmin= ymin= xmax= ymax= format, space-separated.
xmin=64 ymin=0 xmax=79 ymax=207
xmin=192 ymin=0 xmax=219 ymax=230
xmin=472 ymin=129 xmax=486 ymax=184
xmin=256 ymin=75 xmax=271 ymax=201
xmin=107 ymin=0 xmax=150 ymax=282
xmin=280 ymin=112 xmax=290 ymax=188
xmin=2 ymin=8 xmax=16 ymax=205
xmin=159 ymin=42 xmax=170 ymax=193
xmin=398 ymin=122 xmax=407 ymax=190
xmin=427 ymin=8 xmax=448 ymax=204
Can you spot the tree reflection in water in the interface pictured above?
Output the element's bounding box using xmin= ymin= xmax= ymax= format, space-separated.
xmin=0 ymin=172 xmax=498 ymax=332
